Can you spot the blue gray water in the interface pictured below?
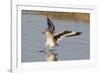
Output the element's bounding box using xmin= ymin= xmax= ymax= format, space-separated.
xmin=22 ymin=12 xmax=90 ymax=62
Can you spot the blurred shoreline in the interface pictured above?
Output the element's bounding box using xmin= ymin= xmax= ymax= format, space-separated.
xmin=22 ymin=10 xmax=90 ymax=23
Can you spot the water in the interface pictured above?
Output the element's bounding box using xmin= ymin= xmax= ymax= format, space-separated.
xmin=22 ymin=11 xmax=90 ymax=62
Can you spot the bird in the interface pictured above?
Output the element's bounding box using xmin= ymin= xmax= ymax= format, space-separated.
xmin=42 ymin=18 xmax=82 ymax=49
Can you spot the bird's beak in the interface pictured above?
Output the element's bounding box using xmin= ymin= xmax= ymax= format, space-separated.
xmin=42 ymin=31 xmax=45 ymax=34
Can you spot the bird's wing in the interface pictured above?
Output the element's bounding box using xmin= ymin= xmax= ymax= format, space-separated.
xmin=54 ymin=31 xmax=81 ymax=42
xmin=47 ymin=18 xmax=55 ymax=32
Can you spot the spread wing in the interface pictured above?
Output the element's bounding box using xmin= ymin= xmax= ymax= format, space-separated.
xmin=54 ymin=31 xmax=81 ymax=42
xmin=47 ymin=18 xmax=55 ymax=33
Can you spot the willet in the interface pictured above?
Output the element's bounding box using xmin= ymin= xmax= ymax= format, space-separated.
xmin=42 ymin=18 xmax=82 ymax=49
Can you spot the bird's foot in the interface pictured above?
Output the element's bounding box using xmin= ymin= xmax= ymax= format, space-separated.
xmin=39 ymin=48 xmax=48 ymax=53
xmin=49 ymin=49 xmax=56 ymax=52
xmin=39 ymin=49 xmax=46 ymax=53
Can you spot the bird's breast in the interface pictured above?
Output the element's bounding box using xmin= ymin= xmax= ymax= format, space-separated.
xmin=45 ymin=37 xmax=55 ymax=48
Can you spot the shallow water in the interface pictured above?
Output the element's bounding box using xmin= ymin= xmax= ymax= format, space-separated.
xmin=22 ymin=12 xmax=90 ymax=62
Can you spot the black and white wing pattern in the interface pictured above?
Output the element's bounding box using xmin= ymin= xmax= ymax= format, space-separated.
xmin=47 ymin=18 xmax=55 ymax=33
xmin=54 ymin=31 xmax=81 ymax=42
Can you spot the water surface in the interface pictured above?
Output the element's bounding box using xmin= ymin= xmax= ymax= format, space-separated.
xmin=22 ymin=11 xmax=90 ymax=62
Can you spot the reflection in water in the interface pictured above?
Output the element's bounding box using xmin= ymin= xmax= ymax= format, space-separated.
xmin=46 ymin=51 xmax=58 ymax=61
xmin=40 ymin=50 xmax=58 ymax=61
